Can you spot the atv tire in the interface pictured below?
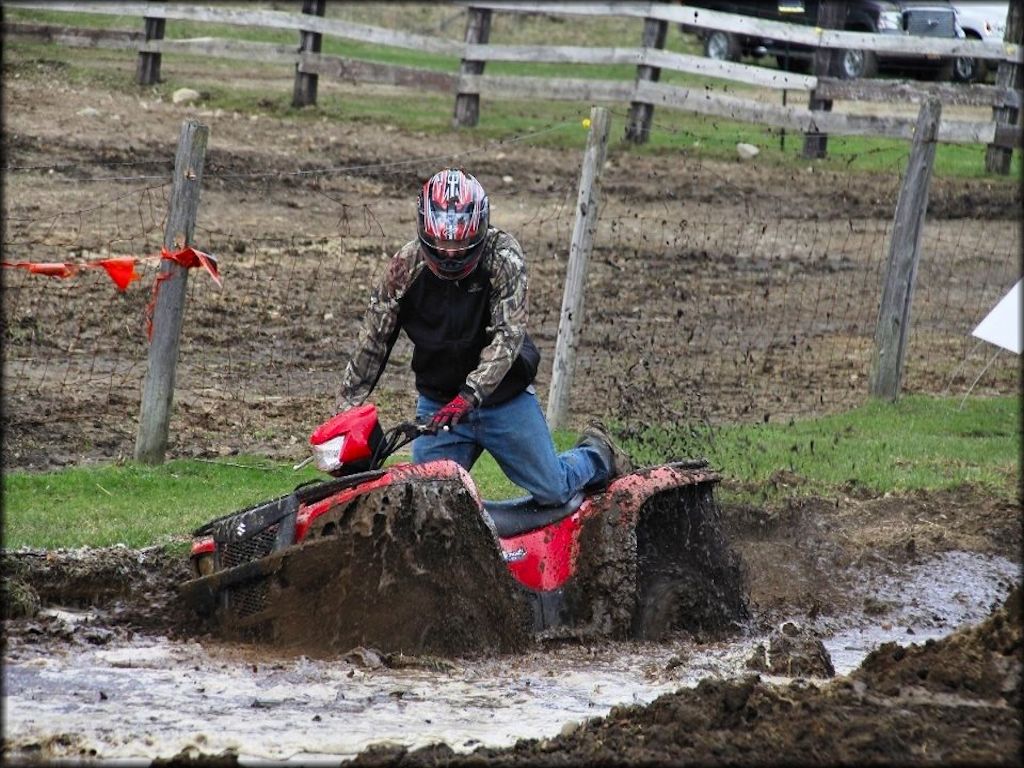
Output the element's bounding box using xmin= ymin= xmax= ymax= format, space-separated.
xmin=633 ymin=569 xmax=690 ymax=641
xmin=632 ymin=484 xmax=749 ymax=639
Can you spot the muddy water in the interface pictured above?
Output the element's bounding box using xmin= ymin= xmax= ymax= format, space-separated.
xmin=3 ymin=550 xmax=1016 ymax=764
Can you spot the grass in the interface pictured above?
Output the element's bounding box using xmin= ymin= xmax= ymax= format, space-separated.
xmin=625 ymin=394 xmax=1020 ymax=503
xmin=2 ymin=456 xmax=323 ymax=551
xmin=3 ymin=395 xmax=1017 ymax=551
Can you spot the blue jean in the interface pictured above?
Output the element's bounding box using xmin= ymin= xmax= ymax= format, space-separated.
xmin=411 ymin=389 xmax=607 ymax=506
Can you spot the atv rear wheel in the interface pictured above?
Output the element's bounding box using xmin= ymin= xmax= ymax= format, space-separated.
xmin=633 ymin=569 xmax=690 ymax=641
xmin=632 ymin=483 xmax=749 ymax=639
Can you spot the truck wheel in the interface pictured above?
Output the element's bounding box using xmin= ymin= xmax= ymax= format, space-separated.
xmin=834 ymin=48 xmax=877 ymax=79
xmin=704 ymin=31 xmax=741 ymax=62
xmin=952 ymin=56 xmax=976 ymax=82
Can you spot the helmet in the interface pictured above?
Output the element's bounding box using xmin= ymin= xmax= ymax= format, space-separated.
xmin=417 ymin=168 xmax=489 ymax=280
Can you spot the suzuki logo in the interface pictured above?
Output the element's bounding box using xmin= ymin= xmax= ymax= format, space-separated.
xmin=235 ymin=520 xmax=247 ymax=537
xmin=502 ymin=546 xmax=527 ymax=563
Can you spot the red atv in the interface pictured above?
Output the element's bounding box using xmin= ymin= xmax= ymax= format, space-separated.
xmin=180 ymin=405 xmax=747 ymax=656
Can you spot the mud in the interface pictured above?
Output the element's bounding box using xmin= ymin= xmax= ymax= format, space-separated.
xmin=4 ymin=484 xmax=1021 ymax=765
xmin=351 ymin=589 xmax=1021 ymax=767
xmin=235 ymin=479 xmax=534 ymax=657
xmin=2 ymin=545 xmax=198 ymax=633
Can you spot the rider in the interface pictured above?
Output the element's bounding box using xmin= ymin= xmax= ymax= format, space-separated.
xmin=333 ymin=167 xmax=631 ymax=507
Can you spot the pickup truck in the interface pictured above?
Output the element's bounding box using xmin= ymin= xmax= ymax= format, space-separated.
xmin=683 ymin=0 xmax=963 ymax=80
xmin=952 ymin=2 xmax=1008 ymax=82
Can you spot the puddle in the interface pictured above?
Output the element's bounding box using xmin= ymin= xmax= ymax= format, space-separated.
xmin=3 ymin=550 xmax=1017 ymax=763
xmin=819 ymin=550 xmax=1020 ymax=675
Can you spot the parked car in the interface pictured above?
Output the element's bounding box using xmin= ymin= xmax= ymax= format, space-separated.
xmin=683 ymin=0 xmax=963 ymax=80
xmin=951 ymin=2 xmax=1008 ymax=82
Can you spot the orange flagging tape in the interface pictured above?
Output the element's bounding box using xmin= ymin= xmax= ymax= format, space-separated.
xmin=2 ymin=256 xmax=142 ymax=290
xmin=160 ymin=246 xmax=222 ymax=286
xmin=3 ymin=247 xmax=223 ymax=342
xmin=146 ymin=246 xmax=223 ymax=340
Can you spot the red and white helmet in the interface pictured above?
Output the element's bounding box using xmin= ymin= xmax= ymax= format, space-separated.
xmin=417 ymin=168 xmax=489 ymax=280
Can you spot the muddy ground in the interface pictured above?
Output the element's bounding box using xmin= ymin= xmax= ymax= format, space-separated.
xmin=2 ymin=43 xmax=1020 ymax=469
xmin=3 ymin=31 xmax=1022 ymax=767
xmin=4 ymin=483 xmax=1020 ymax=764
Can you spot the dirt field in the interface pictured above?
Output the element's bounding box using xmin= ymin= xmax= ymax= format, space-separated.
xmin=2 ymin=44 xmax=1020 ymax=470
xmin=2 ymin=34 xmax=1022 ymax=767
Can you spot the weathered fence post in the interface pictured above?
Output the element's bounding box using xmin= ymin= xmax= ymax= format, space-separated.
xmin=135 ymin=120 xmax=209 ymax=464
xmin=136 ymin=13 xmax=166 ymax=85
xmin=547 ymin=107 xmax=611 ymax=430
xmin=869 ymin=98 xmax=941 ymax=401
xmin=802 ymin=0 xmax=846 ymax=159
xmin=984 ymin=1 xmax=1022 ymax=175
xmin=292 ymin=0 xmax=326 ymax=108
xmin=453 ymin=7 xmax=492 ymax=128
xmin=625 ymin=17 xmax=668 ymax=144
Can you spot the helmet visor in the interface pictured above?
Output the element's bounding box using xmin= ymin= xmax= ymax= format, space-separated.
xmin=419 ymin=198 xmax=487 ymax=252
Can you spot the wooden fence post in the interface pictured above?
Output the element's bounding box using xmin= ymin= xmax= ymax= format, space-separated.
xmin=547 ymin=107 xmax=611 ymax=430
xmin=985 ymin=1 xmax=1022 ymax=174
xmin=292 ymin=0 xmax=326 ymax=108
xmin=453 ymin=7 xmax=492 ymax=128
xmin=136 ymin=14 xmax=165 ymax=85
xmin=869 ymin=98 xmax=941 ymax=401
xmin=135 ymin=119 xmax=209 ymax=464
xmin=802 ymin=0 xmax=846 ymax=159
xmin=625 ymin=17 xmax=668 ymax=144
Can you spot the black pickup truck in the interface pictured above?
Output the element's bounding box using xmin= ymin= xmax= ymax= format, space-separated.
xmin=683 ymin=0 xmax=962 ymax=80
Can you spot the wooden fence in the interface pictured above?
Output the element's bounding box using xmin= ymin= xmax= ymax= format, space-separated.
xmin=5 ymin=0 xmax=1022 ymax=166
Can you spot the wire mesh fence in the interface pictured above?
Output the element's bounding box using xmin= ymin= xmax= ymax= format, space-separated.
xmin=2 ymin=114 xmax=1019 ymax=470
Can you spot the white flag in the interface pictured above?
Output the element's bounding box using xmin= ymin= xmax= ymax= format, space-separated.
xmin=972 ymin=280 xmax=1021 ymax=355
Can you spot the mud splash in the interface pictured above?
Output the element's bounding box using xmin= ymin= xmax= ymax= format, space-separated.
xmin=185 ymin=477 xmax=535 ymax=657
xmin=3 ymin=550 xmax=1015 ymax=764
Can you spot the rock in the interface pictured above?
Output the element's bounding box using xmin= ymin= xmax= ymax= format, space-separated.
xmin=746 ymin=621 xmax=835 ymax=678
xmin=1 ymin=578 xmax=40 ymax=619
xmin=77 ymin=107 xmax=101 ymax=118
xmin=736 ymin=142 xmax=760 ymax=160
xmin=172 ymin=88 xmax=201 ymax=105
xmin=344 ymin=646 xmax=385 ymax=669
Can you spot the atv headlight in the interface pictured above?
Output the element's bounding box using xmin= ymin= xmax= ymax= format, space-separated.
xmin=877 ymin=10 xmax=902 ymax=31
xmin=190 ymin=536 xmax=217 ymax=577
xmin=195 ymin=553 xmax=215 ymax=577
xmin=312 ymin=435 xmax=345 ymax=473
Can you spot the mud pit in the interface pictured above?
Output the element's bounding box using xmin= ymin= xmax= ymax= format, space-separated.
xmin=4 ymin=485 xmax=1020 ymax=764
xmin=3 ymin=35 xmax=1022 ymax=767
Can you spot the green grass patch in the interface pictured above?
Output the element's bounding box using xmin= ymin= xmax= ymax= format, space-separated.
xmin=4 ymin=396 xmax=1017 ymax=550
xmin=626 ymin=394 xmax=1020 ymax=503
xmin=2 ymin=457 xmax=323 ymax=550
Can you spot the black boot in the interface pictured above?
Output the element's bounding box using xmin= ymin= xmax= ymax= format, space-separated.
xmin=574 ymin=420 xmax=634 ymax=485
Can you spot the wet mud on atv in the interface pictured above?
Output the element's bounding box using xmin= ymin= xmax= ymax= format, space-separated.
xmin=180 ymin=407 xmax=749 ymax=657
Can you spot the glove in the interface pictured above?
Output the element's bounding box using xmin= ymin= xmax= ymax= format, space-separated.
xmin=429 ymin=392 xmax=476 ymax=432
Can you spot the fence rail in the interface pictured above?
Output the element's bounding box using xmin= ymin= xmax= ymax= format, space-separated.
xmin=5 ymin=0 xmax=1021 ymax=157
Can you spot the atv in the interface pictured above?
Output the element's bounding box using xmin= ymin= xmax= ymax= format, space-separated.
xmin=180 ymin=404 xmax=748 ymax=656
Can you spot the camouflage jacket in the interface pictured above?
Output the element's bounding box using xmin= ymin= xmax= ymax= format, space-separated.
xmin=335 ymin=228 xmax=539 ymax=410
